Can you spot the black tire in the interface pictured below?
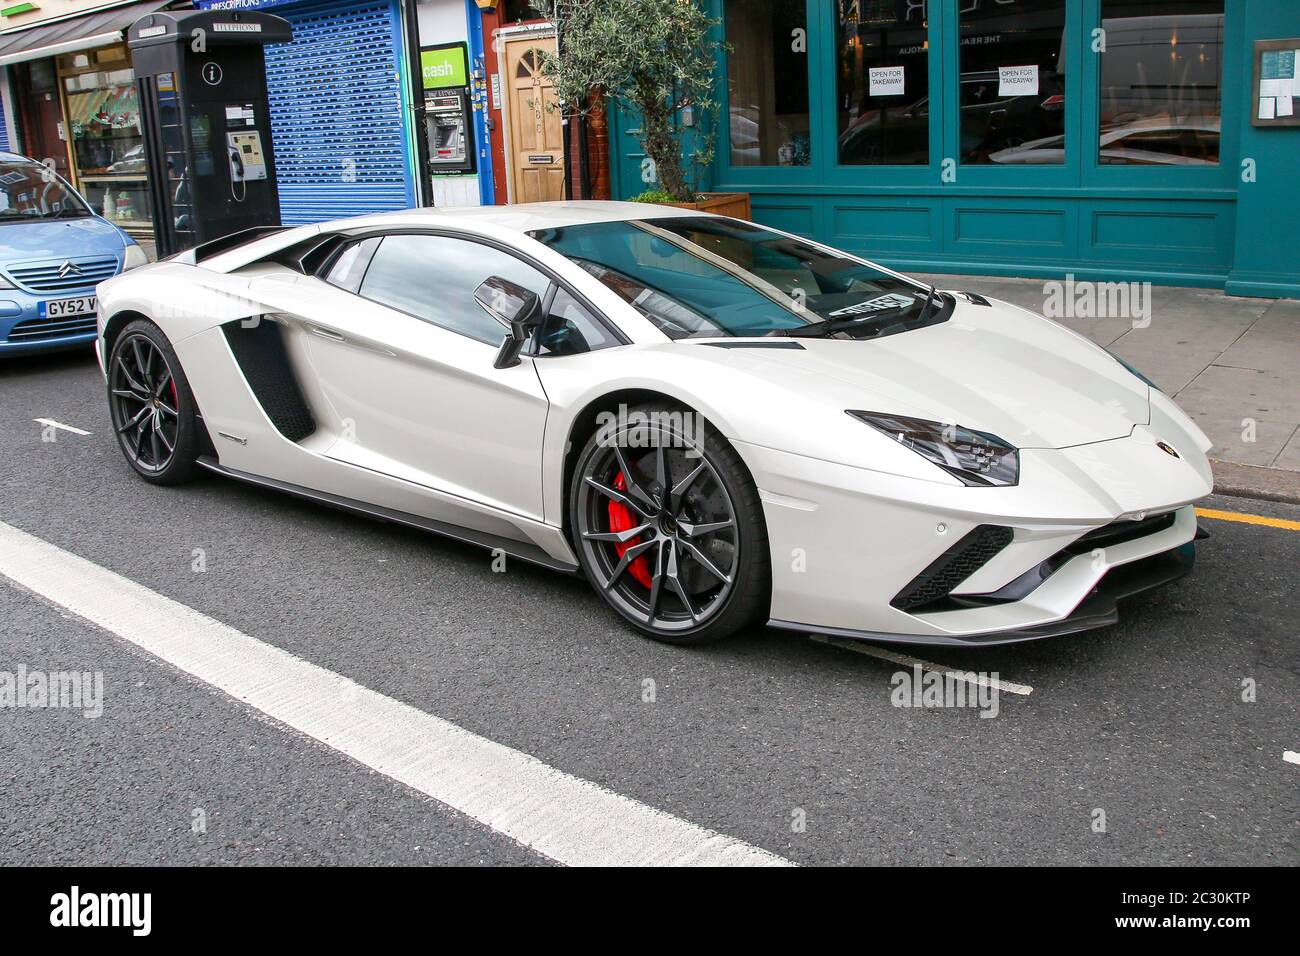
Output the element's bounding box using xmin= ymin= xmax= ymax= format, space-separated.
xmin=569 ymin=401 xmax=770 ymax=645
xmin=106 ymin=319 xmax=203 ymax=485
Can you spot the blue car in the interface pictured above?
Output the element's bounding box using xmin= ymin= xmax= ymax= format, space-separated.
xmin=0 ymin=151 xmax=145 ymax=356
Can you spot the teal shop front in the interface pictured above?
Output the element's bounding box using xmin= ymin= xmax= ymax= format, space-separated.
xmin=611 ymin=1 xmax=1300 ymax=298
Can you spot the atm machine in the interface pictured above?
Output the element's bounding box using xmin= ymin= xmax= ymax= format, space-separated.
xmin=128 ymin=10 xmax=292 ymax=257
xmin=426 ymin=88 xmax=473 ymax=172
xmin=419 ymin=43 xmax=476 ymax=178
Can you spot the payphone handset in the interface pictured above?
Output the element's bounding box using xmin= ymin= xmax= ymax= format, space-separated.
xmin=226 ymin=130 xmax=268 ymax=192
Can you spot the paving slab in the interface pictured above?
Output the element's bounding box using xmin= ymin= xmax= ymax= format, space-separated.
xmin=1273 ymin=428 xmax=1300 ymax=473
xmin=1188 ymin=413 xmax=1298 ymax=467
xmin=1177 ymin=363 xmax=1300 ymax=424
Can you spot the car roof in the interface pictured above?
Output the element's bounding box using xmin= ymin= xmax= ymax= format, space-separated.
xmin=185 ymin=201 xmax=715 ymax=273
xmin=336 ymin=200 xmax=711 ymax=234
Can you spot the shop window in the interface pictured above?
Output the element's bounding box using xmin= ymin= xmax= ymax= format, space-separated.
xmin=958 ymin=0 xmax=1066 ymax=166
xmin=60 ymin=45 xmax=150 ymax=228
xmin=1099 ymin=1 xmax=1223 ymax=166
xmin=725 ymin=0 xmax=811 ymax=166
xmin=836 ymin=0 xmax=931 ymax=165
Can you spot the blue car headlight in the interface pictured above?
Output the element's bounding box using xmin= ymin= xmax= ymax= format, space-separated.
xmin=123 ymin=245 xmax=148 ymax=271
xmin=847 ymin=411 xmax=1020 ymax=487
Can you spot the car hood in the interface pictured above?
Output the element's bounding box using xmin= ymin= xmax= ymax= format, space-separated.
xmin=700 ymin=298 xmax=1150 ymax=450
xmin=0 ymin=216 xmax=125 ymax=261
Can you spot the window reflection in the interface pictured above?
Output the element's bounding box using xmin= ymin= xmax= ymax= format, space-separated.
xmin=836 ymin=0 xmax=931 ymax=165
xmin=958 ymin=0 xmax=1067 ymax=166
xmin=1099 ymin=1 xmax=1223 ymax=165
xmin=725 ymin=0 xmax=811 ymax=166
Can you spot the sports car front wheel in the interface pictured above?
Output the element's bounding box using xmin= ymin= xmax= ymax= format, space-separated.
xmin=570 ymin=402 xmax=770 ymax=645
xmin=107 ymin=319 xmax=203 ymax=485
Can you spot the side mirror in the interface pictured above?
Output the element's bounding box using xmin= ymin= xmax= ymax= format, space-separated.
xmin=474 ymin=275 xmax=543 ymax=369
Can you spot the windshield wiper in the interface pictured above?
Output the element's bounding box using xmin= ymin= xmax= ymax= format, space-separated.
xmin=43 ymin=207 xmax=89 ymax=219
xmin=772 ymin=299 xmax=923 ymax=339
xmin=772 ymin=286 xmax=949 ymax=339
xmin=916 ymin=284 xmax=939 ymax=324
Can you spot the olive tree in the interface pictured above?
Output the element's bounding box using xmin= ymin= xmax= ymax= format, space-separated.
xmin=530 ymin=0 xmax=722 ymax=202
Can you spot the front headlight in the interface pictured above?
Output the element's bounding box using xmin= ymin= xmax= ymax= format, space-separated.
xmin=847 ymin=411 xmax=1020 ymax=487
xmin=122 ymin=244 xmax=148 ymax=271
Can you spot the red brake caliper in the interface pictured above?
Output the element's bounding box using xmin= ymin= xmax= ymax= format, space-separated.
xmin=609 ymin=472 xmax=652 ymax=587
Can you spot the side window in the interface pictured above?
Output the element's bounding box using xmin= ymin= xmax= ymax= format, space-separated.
xmin=358 ymin=234 xmax=551 ymax=345
xmin=325 ymin=236 xmax=380 ymax=293
xmin=533 ymin=287 xmax=621 ymax=357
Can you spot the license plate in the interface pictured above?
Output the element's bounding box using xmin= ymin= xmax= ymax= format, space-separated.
xmin=40 ymin=296 xmax=97 ymax=319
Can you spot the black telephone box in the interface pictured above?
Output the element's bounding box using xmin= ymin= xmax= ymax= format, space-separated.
xmin=128 ymin=10 xmax=292 ymax=257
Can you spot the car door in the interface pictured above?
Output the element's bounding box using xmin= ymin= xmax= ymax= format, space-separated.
xmin=277 ymin=232 xmax=554 ymax=522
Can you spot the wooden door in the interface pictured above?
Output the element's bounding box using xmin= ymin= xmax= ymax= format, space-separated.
xmin=17 ymin=67 xmax=72 ymax=179
xmin=502 ymin=36 xmax=564 ymax=203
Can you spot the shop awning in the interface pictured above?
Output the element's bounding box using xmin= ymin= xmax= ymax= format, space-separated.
xmin=0 ymin=1 xmax=171 ymax=67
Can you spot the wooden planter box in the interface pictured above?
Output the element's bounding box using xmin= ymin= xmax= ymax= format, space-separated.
xmin=668 ymin=192 xmax=752 ymax=220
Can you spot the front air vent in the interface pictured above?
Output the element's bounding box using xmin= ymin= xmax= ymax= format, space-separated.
xmin=221 ymin=319 xmax=316 ymax=442
xmin=699 ymin=340 xmax=806 ymax=350
xmin=6 ymin=314 xmax=98 ymax=342
xmin=891 ymin=525 xmax=1014 ymax=614
xmin=1063 ymin=512 xmax=1176 ymax=555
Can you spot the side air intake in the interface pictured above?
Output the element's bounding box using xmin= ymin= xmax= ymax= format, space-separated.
xmin=221 ymin=319 xmax=316 ymax=443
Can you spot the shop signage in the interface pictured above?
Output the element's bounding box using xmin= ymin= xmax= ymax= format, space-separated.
xmin=421 ymin=44 xmax=468 ymax=91
xmin=195 ymin=0 xmax=296 ymax=11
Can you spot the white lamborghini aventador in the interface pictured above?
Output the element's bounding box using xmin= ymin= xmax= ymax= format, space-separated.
xmin=95 ymin=201 xmax=1213 ymax=646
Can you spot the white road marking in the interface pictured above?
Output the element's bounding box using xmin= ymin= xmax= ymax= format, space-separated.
xmin=1284 ymin=751 xmax=1300 ymax=767
xmin=810 ymin=635 xmax=1034 ymax=696
xmin=33 ymin=418 xmax=90 ymax=436
xmin=0 ymin=520 xmax=791 ymax=867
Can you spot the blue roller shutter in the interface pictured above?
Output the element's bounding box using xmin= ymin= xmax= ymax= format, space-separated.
xmin=265 ymin=0 xmax=414 ymax=225
xmin=0 ymin=97 xmax=9 ymax=152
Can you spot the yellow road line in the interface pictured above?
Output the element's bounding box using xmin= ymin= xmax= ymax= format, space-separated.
xmin=1196 ymin=508 xmax=1300 ymax=531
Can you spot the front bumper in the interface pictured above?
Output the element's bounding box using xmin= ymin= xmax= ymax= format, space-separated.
xmin=769 ymin=510 xmax=1199 ymax=647
xmin=738 ymin=411 xmax=1212 ymax=646
xmin=0 ymin=290 xmax=99 ymax=356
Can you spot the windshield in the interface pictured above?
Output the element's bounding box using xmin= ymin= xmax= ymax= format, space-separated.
xmin=528 ymin=217 xmax=949 ymax=339
xmin=0 ymin=160 xmax=90 ymax=221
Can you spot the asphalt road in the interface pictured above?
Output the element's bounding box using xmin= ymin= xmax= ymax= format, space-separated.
xmin=1 ymin=348 xmax=1296 ymax=866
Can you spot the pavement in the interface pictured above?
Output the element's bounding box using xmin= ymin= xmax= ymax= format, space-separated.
xmin=916 ymin=273 xmax=1300 ymax=502
xmin=0 ymin=349 xmax=1296 ymax=866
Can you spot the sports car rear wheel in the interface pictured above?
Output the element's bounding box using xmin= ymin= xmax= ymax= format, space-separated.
xmin=107 ymin=319 xmax=202 ymax=485
xmin=570 ymin=402 xmax=769 ymax=645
